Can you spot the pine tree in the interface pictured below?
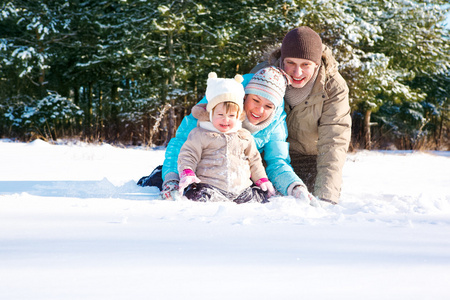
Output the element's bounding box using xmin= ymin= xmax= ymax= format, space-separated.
xmin=297 ymin=0 xmax=449 ymax=149
xmin=1 ymin=0 xmax=448 ymax=148
xmin=0 ymin=0 xmax=73 ymax=99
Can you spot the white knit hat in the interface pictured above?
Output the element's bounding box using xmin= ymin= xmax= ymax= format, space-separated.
xmin=205 ymin=72 xmax=245 ymax=113
xmin=244 ymin=66 xmax=291 ymax=107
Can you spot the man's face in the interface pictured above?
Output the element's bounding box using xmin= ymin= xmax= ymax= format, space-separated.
xmin=282 ymin=57 xmax=318 ymax=88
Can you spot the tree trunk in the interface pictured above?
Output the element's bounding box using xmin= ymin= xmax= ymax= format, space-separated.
xmin=87 ymin=82 xmax=93 ymax=141
xmin=164 ymin=31 xmax=176 ymax=146
xmin=98 ymin=88 xmax=103 ymax=142
xmin=110 ymin=84 xmax=119 ymax=141
xmin=36 ymin=28 xmax=45 ymax=98
xmin=364 ymin=110 xmax=372 ymax=150
xmin=437 ymin=115 xmax=443 ymax=150
xmin=73 ymin=85 xmax=79 ymax=106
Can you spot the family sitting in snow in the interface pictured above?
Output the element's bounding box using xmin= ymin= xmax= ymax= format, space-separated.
xmin=142 ymin=66 xmax=318 ymax=205
xmin=139 ymin=26 xmax=351 ymax=207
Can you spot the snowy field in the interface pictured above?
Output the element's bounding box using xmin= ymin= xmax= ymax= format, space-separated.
xmin=1 ymin=139 xmax=449 ymax=300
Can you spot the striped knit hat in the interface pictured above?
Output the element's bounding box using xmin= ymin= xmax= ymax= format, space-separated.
xmin=244 ymin=66 xmax=291 ymax=107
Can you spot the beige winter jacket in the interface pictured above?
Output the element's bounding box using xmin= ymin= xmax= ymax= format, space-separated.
xmin=177 ymin=105 xmax=268 ymax=195
xmin=253 ymin=45 xmax=352 ymax=203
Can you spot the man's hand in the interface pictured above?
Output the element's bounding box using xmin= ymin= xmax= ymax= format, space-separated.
xmin=292 ymin=185 xmax=320 ymax=207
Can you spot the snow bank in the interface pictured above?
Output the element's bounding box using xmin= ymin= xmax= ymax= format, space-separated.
xmin=1 ymin=140 xmax=449 ymax=300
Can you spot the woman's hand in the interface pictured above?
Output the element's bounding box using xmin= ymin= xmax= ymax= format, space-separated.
xmin=160 ymin=180 xmax=181 ymax=200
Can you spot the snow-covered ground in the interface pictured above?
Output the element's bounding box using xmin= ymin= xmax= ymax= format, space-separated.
xmin=1 ymin=139 xmax=449 ymax=300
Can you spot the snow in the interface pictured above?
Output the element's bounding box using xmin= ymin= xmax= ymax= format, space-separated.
xmin=1 ymin=139 xmax=449 ymax=299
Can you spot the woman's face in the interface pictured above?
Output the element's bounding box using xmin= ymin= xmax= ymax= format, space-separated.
xmin=244 ymin=94 xmax=275 ymax=125
xmin=282 ymin=57 xmax=318 ymax=88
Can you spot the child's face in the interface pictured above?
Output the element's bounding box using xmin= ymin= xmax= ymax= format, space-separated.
xmin=282 ymin=57 xmax=318 ymax=88
xmin=244 ymin=94 xmax=275 ymax=125
xmin=211 ymin=103 xmax=239 ymax=133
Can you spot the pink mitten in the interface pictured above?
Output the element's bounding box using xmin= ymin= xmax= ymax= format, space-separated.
xmin=255 ymin=178 xmax=275 ymax=197
xmin=179 ymin=169 xmax=201 ymax=194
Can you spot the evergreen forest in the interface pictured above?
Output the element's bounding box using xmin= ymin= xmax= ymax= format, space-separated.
xmin=1 ymin=0 xmax=449 ymax=150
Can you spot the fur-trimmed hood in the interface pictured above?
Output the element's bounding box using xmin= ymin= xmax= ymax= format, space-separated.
xmin=191 ymin=103 xmax=210 ymax=122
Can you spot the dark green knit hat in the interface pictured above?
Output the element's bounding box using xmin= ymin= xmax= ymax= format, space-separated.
xmin=280 ymin=26 xmax=322 ymax=65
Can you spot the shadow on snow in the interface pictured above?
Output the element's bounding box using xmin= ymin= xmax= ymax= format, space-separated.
xmin=0 ymin=179 xmax=160 ymax=200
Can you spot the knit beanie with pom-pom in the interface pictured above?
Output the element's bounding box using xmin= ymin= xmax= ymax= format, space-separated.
xmin=205 ymin=72 xmax=245 ymax=113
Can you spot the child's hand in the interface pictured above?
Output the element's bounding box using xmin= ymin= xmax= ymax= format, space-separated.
xmin=179 ymin=169 xmax=201 ymax=194
xmin=255 ymin=178 xmax=275 ymax=197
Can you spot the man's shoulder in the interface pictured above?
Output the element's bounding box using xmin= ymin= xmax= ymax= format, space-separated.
xmin=324 ymin=71 xmax=349 ymax=95
xmin=249 ymin=61 xmax=271 ymax=74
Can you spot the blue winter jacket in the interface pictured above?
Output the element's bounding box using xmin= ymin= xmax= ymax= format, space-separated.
xmin=162 ymin=73 xmax=303 ymax=196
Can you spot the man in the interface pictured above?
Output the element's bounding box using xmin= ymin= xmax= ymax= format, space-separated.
xmin=252 ymin=26 xmax=352 ymax=204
